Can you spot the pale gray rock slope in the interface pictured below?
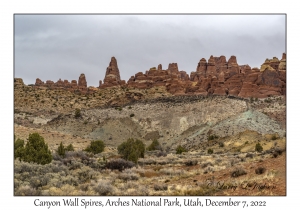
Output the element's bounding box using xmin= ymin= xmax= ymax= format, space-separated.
xmin=42 ymin=96 xmax=285 ymax=149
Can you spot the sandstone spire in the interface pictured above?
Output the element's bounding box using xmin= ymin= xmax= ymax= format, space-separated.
xmin=104 ymin=57 xmax=121 ymax=84
xmin=78 ymin=73 xmax=87 ymax=87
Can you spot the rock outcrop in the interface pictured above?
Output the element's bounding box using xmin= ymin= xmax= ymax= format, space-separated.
xmin=78 ymin=74 xmax=87 ymax=87
xmin=14 ymin=78 xmax=25 ymax=87
xmin=100 ymin=57 xmax=126 ymax=88
xmin=126 ymin=53 xmax=286 ymax=98
xmin=34 ymin=74 xmax=93 ymax=94
xmin=29 ymin=53 xmax=286 ymax=98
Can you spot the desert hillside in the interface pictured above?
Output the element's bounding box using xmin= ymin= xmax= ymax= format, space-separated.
xmin=14 ymin=78 xmax=286 ymax=196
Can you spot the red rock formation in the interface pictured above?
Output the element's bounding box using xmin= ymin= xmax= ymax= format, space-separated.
xmin=167 ymin=63 xmax=179 ymax=74
xmin=78 ymin=74 xmax=87 ymax=87
xmin=35 ymin=78 xmax=44 ymax=86
xmin=33 ymin=74 xmax=96 ymax=94
xmin=71 ymin=80 xmax=77 ymax=87
xmin=227 ymin=56 xmax=239 ymax=77
xmin=158 ymin=64 xmax=162 ymax=71
xmin=206 ymin=56 xmax=217 ymax=77
xmin=30 ymin=53 xmax=286 ymax=98
xmin=100 ymin=57 xmax=125 ymax=88
xmin=279 ymin=53 xmax=286 ymax=71
xmin=239 ymin=65 xmax=251 ymax=74
xmin=56 ymin=79 xmax=64 ymax=87
xmin=269 ymin=57 xmax=280 ymax=70
xmin=214 ymin=55 xmax=227 ymax=74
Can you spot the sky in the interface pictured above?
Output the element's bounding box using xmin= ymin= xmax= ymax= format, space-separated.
xmin=14 ymin=14 xmax=286 ymax=87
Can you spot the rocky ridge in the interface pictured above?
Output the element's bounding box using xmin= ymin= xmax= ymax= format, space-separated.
xmin=22 ymin=53 xmax=286 ymax=99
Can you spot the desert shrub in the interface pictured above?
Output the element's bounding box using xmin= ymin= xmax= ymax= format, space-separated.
xmin=85 ymin=140 xmax=105 ymax=154
xmin=246 ymin=153 xmax=254 ymax=158
xmin=255 ymin=167 xmax=266 ymax=175
xmin=130 ymin=113 xmax=135 ymax=117
xmin=79 ymin=183 xmax=90 ymax=192
xmin=272 ymin=152 xmax=279 ymax=158
xmin=156 ymin=150 xmax=167 ymax=157
xmin=64 ymin=150 xmax=89 ymax=160
xmin=275 ymin=148 xmax=285 ymax=155
xmin=118 ymin=169 xmax=139 ymax=181
xmin=159 ymin=168 xmax=184 ymax=176
xmin=66 ymin=144 xmax=74 ymax=151
xmin=19 ymin=133 xmax=52 ymax=165
xmin=105 ymin=158 xmax=135 ymax=171
xmin=154 ymin=184 xmax=168 ymax=191
xmin=93 ymin=180 xmax=114 ymax=195
xmin=75 ymin=108 xmax=81 ymax=118
xmin=208 ymin=134 xmax=219 ymax=141
xmin=15 ymin=185 xmax=41 ymax=196
xmin=201 ymin=162 xmax=213 ymax=169
xmin=271 ymin=134 xmax=277 ymax=140
xmin=77 ymin=166 xmax=97 ymax=183
xmin=147 ymin=139 xmax=161 ymax=151
xmin=207 ymin=148 xmax=214 ymax=154
xmin=57 ymin=142 xmax=66 ymax=157
xmin=117 ymin=138 xmax=145 ymax=163
xmin=272 ymin=148 xmax=285 ymax=158
xmin=14 ymin=138 xmax=25 ymax=159
xmin=255 ymin=143 xmax=263 ymax=152
xmin=231 ymin=168 xmax=247 ymax=177
xmin=185 ymin=160 xmax=198 ymax=166
xmin=219 ymin=142 xmax=224 ymax=147
xmin=176 ymin=145 xmax=187 ymax=154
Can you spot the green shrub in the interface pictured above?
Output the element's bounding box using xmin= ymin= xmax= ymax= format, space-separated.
xmin=56 ymin=143 xmax=74 ymax=157
xmin=117 ymin=138 xmax=145 ymax=163
xmin=75 ymin=108 xmax=81 ymax=118
xmin=130 ymin=113 xmax=135 ymax=117
xmin=255 ymin=143 xmax=263 ymax=152
xmin=14 ymin=138 xmax=25 ymax=159
xmin=66 ymin=144 xmax=74 ymax=151
xmin=85 ymin=140 xmax=105 ymax=154
xmin=176 ymin=145 xmax=187 ymax=154
xmin=271 ymin=134 xmax=277 ymax=140
xmin=19 ymin=133 xmax=52 ymax=165
xmin=207 ymin=148 xmax=214 ymax=154
xmin=147 ymin=139 xmax=161 ymax=151
xmin=219 ymin=142 xmax=224 ymax=147
xmin=57 ymin=142 xmax=66 ymax=157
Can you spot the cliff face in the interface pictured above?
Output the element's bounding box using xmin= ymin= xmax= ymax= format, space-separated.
xmin=30 ymin=53 xmax=286 ymax=98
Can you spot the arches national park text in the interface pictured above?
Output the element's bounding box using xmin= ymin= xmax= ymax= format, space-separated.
xmin=33 ymin=198 xmax=267 ymax=208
